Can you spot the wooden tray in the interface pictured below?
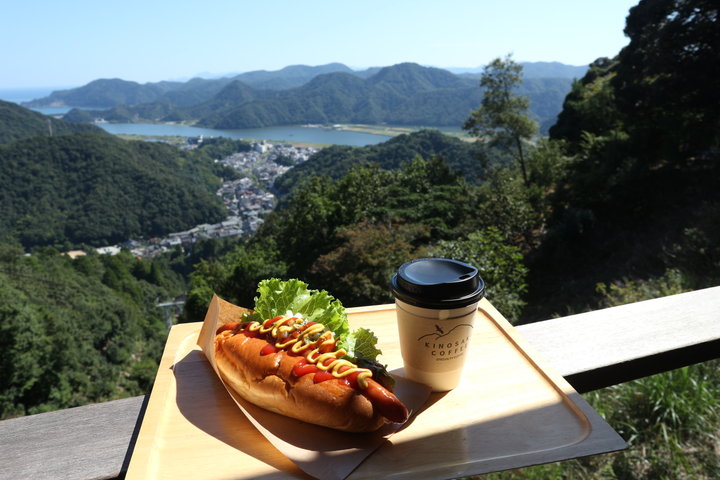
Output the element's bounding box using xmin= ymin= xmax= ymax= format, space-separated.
xmin=126 ymin=299 xmax=625 ymax=479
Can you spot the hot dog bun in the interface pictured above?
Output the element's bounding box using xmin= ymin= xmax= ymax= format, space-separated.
xmin=215 ymin=330 xmax=389 ymax=432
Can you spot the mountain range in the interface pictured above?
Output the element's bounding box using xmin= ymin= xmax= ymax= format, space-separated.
xmin=27 ymin=62 xmax=586 ymax=133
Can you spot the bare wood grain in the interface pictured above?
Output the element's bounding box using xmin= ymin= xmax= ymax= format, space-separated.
xmin=516 ymin=286 xmax=720 ymax=392
xmin=0 ymin=395 xmax=147 ymax=480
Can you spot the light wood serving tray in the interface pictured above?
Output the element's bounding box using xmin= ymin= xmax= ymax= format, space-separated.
xmin=126 ymin=299 xmax=625 ymax=479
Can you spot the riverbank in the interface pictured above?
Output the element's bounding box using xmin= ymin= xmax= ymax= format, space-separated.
xmin=113 ymin=124 xmax=472 ymax=148
xmin=114 ymin=134 xmax=331 ymax=149
xmin=97 ymin=123 xmax=392 ymax=147
xmin=338 ymin=123 xmax=471 ymax=140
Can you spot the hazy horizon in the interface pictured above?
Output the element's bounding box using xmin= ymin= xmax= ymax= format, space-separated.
xmin=0 ymin=60 xmax=587 ymax=100
xmin=2 ymin=0 xmax=637 ymax=89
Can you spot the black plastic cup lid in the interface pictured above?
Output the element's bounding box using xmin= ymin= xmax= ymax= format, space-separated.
xmin=391 ymin=258 xmax=485 ymax=309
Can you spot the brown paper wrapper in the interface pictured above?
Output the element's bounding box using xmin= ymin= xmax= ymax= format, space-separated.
xmin=196 ymin=294 xmax=431 ymax=480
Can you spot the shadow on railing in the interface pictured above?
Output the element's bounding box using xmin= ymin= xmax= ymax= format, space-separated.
xmin=0 ymin=286 xmax=718 ymax=480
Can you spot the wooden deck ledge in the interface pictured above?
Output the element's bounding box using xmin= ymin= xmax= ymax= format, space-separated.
xmin=1 ymin=286 xmax=718 ymax=480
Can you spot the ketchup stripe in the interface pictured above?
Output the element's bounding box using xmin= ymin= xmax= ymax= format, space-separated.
xmin=242 ymin=316 xmax=373 ymax=389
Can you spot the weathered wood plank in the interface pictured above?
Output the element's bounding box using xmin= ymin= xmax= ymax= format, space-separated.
xmin=516 ymin=286 xmax=720 ymax=392
xmin=0 ymin=395 xmax=147 ymax=480
xmin=1 ymin=287 xmax=718 ymax=480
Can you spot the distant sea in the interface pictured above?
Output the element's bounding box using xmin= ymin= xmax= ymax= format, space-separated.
xmin=0 ymin=86 xmax=69 ymax=104
xmin=0 ymin=87 xmax=391 ymax=146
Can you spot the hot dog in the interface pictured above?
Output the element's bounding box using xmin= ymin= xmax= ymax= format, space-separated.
xmin=213 ymin=279 xmax=409 ymax=432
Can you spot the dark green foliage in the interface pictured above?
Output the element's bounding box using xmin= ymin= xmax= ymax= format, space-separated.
xmin=431 ymin=227 xmax=528 ymax=322
xmin=186 ymin=155 xmax=530 ymax=320
xmin=473 ymin=166 xmax=543 ymax=248
xmin=551 ymin=0 xmax=720 ymax=169
xmin=310 ymin=221 xmax=431 ymax=306
xmin=525 ymin=0 xmax=720 ymax=321
xmin=549 ymin=57 xmax=621 ymax=149
xmin=0 ymin=244 xmax=183 ymax=419
xmin=613 ymin=0 xmax=720 ymax=165
xmin=0 ymin=100 xmax=103 ymax=144
xmin=273 ymin=129 xmax=488 ymax=198
xmin=382 ymin=156 xmax=476 ymax=238
xmin=464 ymin=55 xmax=538 ymax=185
xmin=0 ymin=132 xmax=226 ymax=248
xmin=183 ymin=239 xmax=288 ymax=323
xmin=193 ymin=136 xmax=252 ymax=159
xmin=270 ymin=156 xmax=478 ymax=277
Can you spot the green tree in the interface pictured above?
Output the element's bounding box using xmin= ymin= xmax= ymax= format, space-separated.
xmin=309 ymin=220 xmax=430 ymax=306
xmin=183 ymin=240 xmax=287 ymax=321
xmin=462 ymin=165 xmax=541 ymax=250
xmin=186 ymin=155 xmax=481 ymax=315
xmin=525 ymin=138 xmax=571 ymax=191
xmin=464 ymin=55 xmax=538 ymax=185
xmin=261 ymin=175 xmax=341 ymax=276
xmin=549 ymin=57 xmax=622 ymax=150
xmin=612 ymin=0 xmax=720 ymax=165
xmin=0 ymin=243 xmax=176 ymax=419
xmin=385 ymin=156 xmax=476 ymax=240
xmin=430 ymin=227 xmax=528 ymax=323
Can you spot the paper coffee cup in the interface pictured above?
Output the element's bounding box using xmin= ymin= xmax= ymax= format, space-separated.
xmin=391 ymin=258 xmax=485 ymax=391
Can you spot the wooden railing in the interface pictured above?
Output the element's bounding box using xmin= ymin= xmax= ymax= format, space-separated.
xmin=1 ymin=286 xmax=718 ymax=480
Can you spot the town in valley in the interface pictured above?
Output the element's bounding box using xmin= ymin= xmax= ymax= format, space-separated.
xmin=93 ymin=138 xmax=319 ymax=258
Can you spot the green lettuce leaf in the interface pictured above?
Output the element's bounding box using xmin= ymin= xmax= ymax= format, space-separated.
xmin=339 ymin=327 xmax=382 ymax=362
xmin=343 ymin=329 xmax=395 ymax=389
xmin=247 ymin=279 xmax=392 ymax=387
xmin=250 ymin=278 xmax=350 ymax=341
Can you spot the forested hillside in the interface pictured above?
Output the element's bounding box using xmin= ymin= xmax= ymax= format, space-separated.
xmin=0 ymin=244 xmax=186 ymax=418
xmin=184 ymin=153 xmax=533 ymax=325
xmin=0 ymin=100 xmax=102 ymax=144
xmin=273 ymin=129 xmax=491 ymax=197
xmin=0 ymin=130 xmax=226 ymax=248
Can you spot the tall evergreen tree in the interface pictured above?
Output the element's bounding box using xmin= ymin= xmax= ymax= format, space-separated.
xmin=463 ymin=55 xmax=538 ymax=185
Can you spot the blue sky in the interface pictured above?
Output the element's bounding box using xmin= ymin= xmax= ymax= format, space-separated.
xmin=2 ymin=0 xmax=639 ymax=88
